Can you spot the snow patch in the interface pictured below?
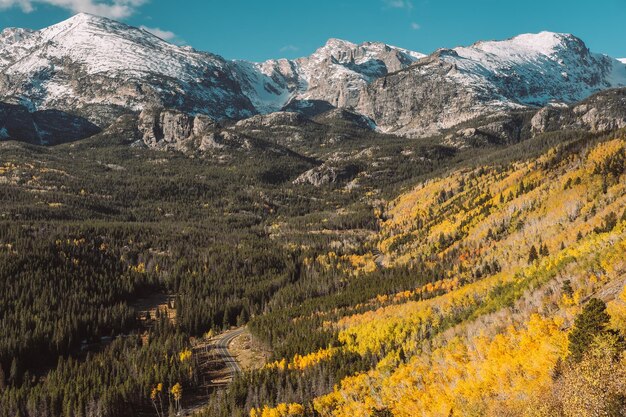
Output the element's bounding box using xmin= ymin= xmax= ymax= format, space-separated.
xmin=444 ymin=32 xmax=626 ymax=107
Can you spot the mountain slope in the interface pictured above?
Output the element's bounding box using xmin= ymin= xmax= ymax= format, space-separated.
xmin=357 ymin=32 xmax=626 ymax=136
xmin=242 ymin=132 xmax=626 ymax=417
xmin=1 ymin=15 xmax=625 ymax=142
xmin=233 ymin=38 xmax=425 ymax=114
xmin=0 ymin=13 xmax=257 ymax=124
xmin=0 ymin=101 xmax=100 ymax=145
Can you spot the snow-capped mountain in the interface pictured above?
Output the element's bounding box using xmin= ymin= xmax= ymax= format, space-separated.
xmin=0 ymin=13 xmax=257 ymax=124
xmin=0 ymin=14 xmax=625 ymax=142
xmin=451 ymin=32 xmax=625 ymax=105
xmin=357 ymin=32 xmax=626 ymax=136
xmin=232 ymin=38 xmax=425 ymax=114
xmin=0 ymin=14 xmax=425 ymax=127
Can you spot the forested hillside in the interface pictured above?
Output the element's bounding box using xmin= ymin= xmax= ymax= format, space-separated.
xmin=0 ymin=122 xmax=461 ymax=416
xmin=1 ymin=112 xmax=626 ymax=417
xmin=206 ymin=131 xmax=626 ymax=417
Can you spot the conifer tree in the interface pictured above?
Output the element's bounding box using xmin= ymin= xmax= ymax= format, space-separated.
xmin=568 ymin=298 xmax=610 ymax=362
xmin=528 ymin=245 xmax=539 ymax=264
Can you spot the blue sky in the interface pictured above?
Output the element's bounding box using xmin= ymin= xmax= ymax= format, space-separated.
xmin=0 ymin=0 xmax=624 ymax=61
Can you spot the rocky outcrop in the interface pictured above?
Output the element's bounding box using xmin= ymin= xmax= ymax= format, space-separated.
xmin=137 ymin=108 xmax=220 ymax=151
xmin=530 ymin=107 xmax=568 ymax=135
xmin=293 ymin=163 xmax=360 ymax=187
xmin=135 ymin=108 xmax=305 ymax=155
xmin=234 ymin=112 xmax=308 ymax=129
xmin=313 ymin=108 xmax=377 ymax=130
xmin=531 ymin=88 xmax=626 ymax=135
xmin=357 ymin=54 xmax=488 ymax=137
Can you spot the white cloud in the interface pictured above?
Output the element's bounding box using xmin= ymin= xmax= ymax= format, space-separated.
xmin=140 ymin=25 xmax=176 ymax=41
xmin=0 ymin=0 xmax=147 ymax=19
xmin=411 ymin=22 xmax=421 ymax=30
xmin=279 ymin=44 xmax=299 ymax=52
xmin=383 ymin=0 xmax=413 ymax=10
xmin=0 ymin=0 xmax=33 ymax=12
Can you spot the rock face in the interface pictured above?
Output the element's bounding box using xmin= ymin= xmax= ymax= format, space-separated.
xmin=282 ymin=39 xmax=425 ymax=109
xmin=137 ymin=108 xmax=221 ymax=151
xmin=234 ymin=112 xmax=308 ymax=129
xmin=293 ymin=163 xmax=360 ymax=187
xmin=0 ymin=102 xmax=99 ymax=145
xmin=531 ymin=88 xmax=626 ymax=134
xmin=357 ymin=53 xmax=483 ymax=136
xmin=357 ymin=33 xmax=626 ymax=136
xmin=1 ymin=14 xmax=626 ymax=145
xmin=0 ymin=13 xmax=256 ymax=126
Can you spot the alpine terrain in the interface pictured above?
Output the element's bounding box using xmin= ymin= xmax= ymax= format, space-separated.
xmin=1 ymin=10 xmax=626 ymax=417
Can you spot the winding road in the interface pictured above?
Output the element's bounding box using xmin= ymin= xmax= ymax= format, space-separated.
xmin=213 ymin=327 xmax=245 ymax=376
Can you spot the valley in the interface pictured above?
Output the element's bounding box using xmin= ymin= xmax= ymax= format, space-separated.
xmin=0 ymin=10 xmax=626 ymax=417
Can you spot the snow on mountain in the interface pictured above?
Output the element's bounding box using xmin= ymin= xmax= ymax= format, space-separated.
xmin=0 ymin=28 xmax=38 ymax=69
xmin=0 ymin=14 xmax=625 ymax=140
xmin=0 ymin=13 xmax=256 ymax=123
xmin=619 ymin=58 xmax=626 ymax=64
xmin=232 ymin=38 xmax=425 ymax=114
xmin=445 ymin=32 xmax=626 ymax=106
xmin=0 ymin=14 xmax=425 ymax=125
xmin=291 ymin=38 xmax=425 ymax=108
xmin=232 ymin=59 xmax=300 ymax=114
xmin=356 ymin=32 xmax=626 ymax=137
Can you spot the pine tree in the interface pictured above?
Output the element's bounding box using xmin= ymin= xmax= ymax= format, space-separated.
xmin=528 ymin=245 xmax=539 ymax=264
xmin=517 ymin=181 xmax=525 ymax=197
xmin=568 ymin=298 xmax=610 ymax=362
xmin=561 ymin=280 xmax=574 ymax=298
xmin=9 ymin=358 xmax=19 ymax=386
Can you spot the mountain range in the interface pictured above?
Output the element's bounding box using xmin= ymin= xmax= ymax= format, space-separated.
xmin=0 ymin=13 xmax=625 ymax=145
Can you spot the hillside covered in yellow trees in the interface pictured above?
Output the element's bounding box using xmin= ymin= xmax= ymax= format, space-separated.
xmin=230 ymin=132 xmax=626 ymax=417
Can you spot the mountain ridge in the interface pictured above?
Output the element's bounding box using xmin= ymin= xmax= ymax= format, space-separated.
xmin=0 ymin=13 xmax=625 ymax=141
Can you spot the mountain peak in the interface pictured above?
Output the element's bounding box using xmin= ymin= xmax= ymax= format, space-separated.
xmin=311 ymin=38 xmax=358 ymax=60
xmin=465 ymin=31 xmax=586 ymax=58
xmin=324 ymin=38 xmax=357 ymax=48
xmin=53 ymin=12 xmax=115 ymax=29
xmin=38 ymin=11 xmax=130 ymax=44
xmin=0 ymin=15 xmax=624 ymax=138
xmin=513 ymin=31 xmax=586 ymax=52
xmin=67 ymin=12 xmax=102 ymax=21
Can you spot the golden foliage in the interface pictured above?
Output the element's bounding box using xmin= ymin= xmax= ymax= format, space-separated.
xmin=178 ymin=349 xmax=192 ymax=362
xmin=315 ymin=315 xmax=568 ymax=417
xmin=265 ymin=347 xmax=336 ymax=371
xmin=250 ymin=403 xmax=305 ymax=417
xmin=257 ymin=137 xmax=626 ymax=417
